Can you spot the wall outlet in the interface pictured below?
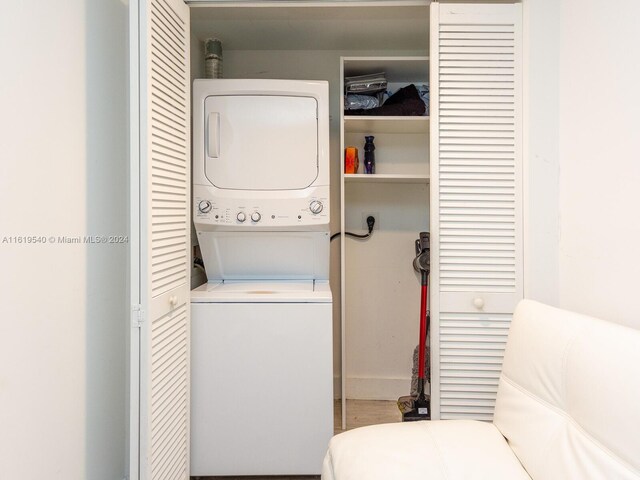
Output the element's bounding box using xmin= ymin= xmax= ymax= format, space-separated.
xmin=362 ymin=212 xmax=379 ymax=230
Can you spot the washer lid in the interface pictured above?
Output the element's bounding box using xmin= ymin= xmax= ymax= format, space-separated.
xmin=191 ymin=280 xmax=332 ymax=303
xmin=204 ymin=95 xmax=319 ymax=191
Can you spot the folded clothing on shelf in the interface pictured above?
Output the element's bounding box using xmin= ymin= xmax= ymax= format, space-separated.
xmin=346 ymin=84 xmax=425 ymax=116
xmin=417 ymin=83 xmax=430 ymax=116
xmin=344 ymin=72 xmax=387 ymax=94
xmin=344 ymin=94 xmax=380 ymax=111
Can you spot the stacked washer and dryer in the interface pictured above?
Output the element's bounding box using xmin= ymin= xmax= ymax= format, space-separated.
xmin=190 ymin=79 xmax=333 ymax=476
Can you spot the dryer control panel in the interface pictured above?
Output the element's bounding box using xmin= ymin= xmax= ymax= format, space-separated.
xmin=193 ymin=185 xmax=329 ymax=230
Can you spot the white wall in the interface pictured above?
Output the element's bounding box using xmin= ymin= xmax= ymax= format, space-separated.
xmin=0 ymin=1 xmax=128 ymax=478
xmin=525 ymin=0 xmax=640 ymax=329
xmin=523 ymin=0 xmax=560 ymax=305
xmin=556 ymin=0 xmax=640 ymax=328
xmin=344 ymin=183 xmax=429 ymax=399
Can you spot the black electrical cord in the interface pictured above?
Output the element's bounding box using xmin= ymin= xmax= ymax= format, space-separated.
xmin=330 ymin=216 xmax=375 ymax=241
xmin=331 ymin=231 xmax=369 ymax=241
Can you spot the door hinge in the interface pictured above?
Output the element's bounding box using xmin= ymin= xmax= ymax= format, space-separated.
xmin=132 ymin=304 xmax=144 ymax=328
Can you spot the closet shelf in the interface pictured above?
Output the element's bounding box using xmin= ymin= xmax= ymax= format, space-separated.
xmin=343 ymin=173 xmax=430 ymax=184
xmin=344 ymin=116 xmax=430 ymax=134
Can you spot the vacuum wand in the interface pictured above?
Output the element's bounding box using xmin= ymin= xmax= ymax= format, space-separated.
xmin=398 ymin=232 xmax=431 ymax=421
xmin=417 ymin=269 xmax=429 ymax=400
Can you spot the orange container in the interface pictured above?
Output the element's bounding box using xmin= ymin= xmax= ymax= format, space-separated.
xmin=344 ymin=147 xmax=359 ymax=174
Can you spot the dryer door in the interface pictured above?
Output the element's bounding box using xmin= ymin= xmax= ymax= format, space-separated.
xmin=204 ymin=95 xmax=318 ymax=191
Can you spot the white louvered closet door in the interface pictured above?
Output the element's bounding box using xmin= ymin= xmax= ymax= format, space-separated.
xmin=429 ymin=3 xmax=522 ymax=421
xmin=132 ymin=0 xmax=191 ymax=478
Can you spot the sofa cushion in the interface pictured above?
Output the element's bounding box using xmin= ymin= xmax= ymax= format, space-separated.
xmin=494 ymin=300 xmax=640 ymax=480
xmin=322 ymin=420 xmax=531 ymax=480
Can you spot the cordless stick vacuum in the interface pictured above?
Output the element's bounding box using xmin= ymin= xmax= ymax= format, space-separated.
xmin=398 ymin=232 xmax=431 ymax=421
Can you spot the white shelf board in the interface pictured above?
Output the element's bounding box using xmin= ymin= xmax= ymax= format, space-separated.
xmin=343 ymin=173 xmax=429 ymax=184
xmin=344 ymin=115 xmax=429 ymax=134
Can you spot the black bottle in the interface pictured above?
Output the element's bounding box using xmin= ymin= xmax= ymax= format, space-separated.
xmin=364 ymin=136 xmax=375 ymax=174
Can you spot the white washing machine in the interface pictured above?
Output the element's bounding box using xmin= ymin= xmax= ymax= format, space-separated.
xmin=190 ymin=79 xmax=333 ymax=476
xmin=191 ymin=281 xmax=332 ymax=476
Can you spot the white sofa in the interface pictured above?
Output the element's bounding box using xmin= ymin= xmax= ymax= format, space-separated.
xmin=322 ymin=300 xmax=640 ymax=480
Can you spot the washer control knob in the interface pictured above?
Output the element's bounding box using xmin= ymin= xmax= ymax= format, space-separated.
xmin=198 ymin=200 xmax=212 ymax=214
xmin=309 ymin=200 xmax=324 ymax=214
xmin=236 ymin=212 xmax=246 ymax=223
xmin=251 ymin=212 xmax=261 ymax=222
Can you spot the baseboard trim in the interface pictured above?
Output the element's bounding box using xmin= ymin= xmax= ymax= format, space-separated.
xmin=345 ymin=376 xmax=412 ymax=401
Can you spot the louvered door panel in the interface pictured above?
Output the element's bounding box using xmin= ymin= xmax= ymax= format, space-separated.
xmin=439 ymin=312 xmax=511 ymax=420
xmin=149 ymin=0 xmax=189 ymax=299
xmin=430 ymin=3 xmax=522 ymax=421
xmin=150 ymin=304 xmax=189 ymax=479
xmin=138 ymin=0 xmax=190 ymax=478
